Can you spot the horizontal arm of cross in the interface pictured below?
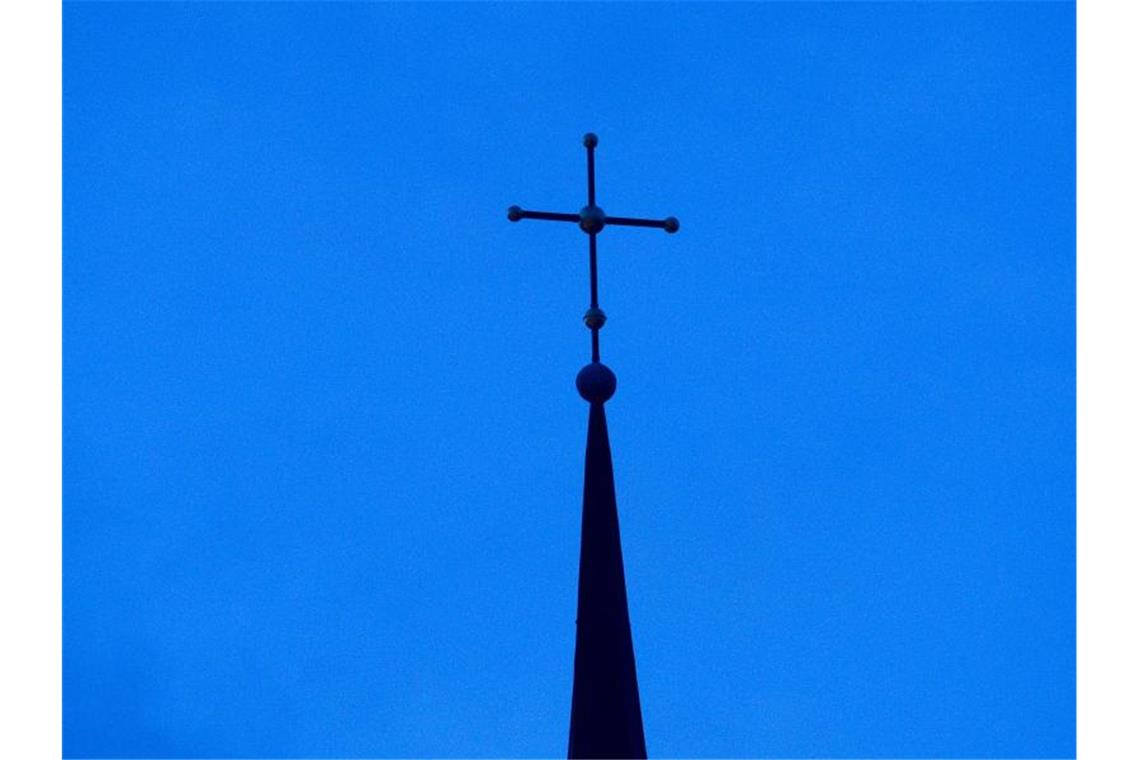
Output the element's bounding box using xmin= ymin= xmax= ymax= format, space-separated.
xmin=507 ymin=207 xmax=578 ymax=224
xmin=606 ymin=215 xmax=680 ymax=233
xmin=507 ymin=205 xmax=679 ymax=234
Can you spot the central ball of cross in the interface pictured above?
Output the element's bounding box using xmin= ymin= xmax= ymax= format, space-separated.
xmin=578 ymin=205 xmax=607 ymax=234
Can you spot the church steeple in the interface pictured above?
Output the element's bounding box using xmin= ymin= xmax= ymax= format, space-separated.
xmin=508 ymin=133 xmax=679 ymax=759
xmin=567 ymin=384 xmax=646 ymax=758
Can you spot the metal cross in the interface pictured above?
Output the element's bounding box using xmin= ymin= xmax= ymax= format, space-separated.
xmin=508 ymin=133 xmax=679 ymax=364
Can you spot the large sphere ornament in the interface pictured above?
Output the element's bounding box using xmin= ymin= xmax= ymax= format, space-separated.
xmin=583 ymin=132 xmax=599 ymax=148
xmin=507 ymin=205 xmax=523 ymax=222
xmin=576 ymin=361 xmax=617 ymax=403
xmin=578 ymin=205 xmax=607 ymax=234
xmin=663 ymin=216 xmax=680 ymax=233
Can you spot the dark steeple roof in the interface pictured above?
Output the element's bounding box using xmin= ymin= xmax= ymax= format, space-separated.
xmin=508 ymin=133 xmax=678 ymax=759
xmin=567 ymin=399 xmax=647 ymax=759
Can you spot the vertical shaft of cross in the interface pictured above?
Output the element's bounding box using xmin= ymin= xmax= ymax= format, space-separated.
xmin=587 ymin=139 xmax=597 ymax=207
xmin=586 ymin=139 xmax=601 ymax=362
xmin=589 ymin=234 xmax=600 ymax=362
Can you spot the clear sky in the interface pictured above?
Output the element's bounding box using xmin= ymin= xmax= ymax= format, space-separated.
xmin=63 ymin=2 xmax=1075 ymax=758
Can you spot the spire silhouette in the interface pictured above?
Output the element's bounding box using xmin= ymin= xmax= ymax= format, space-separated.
xmin=567 ymin=400 xmax=647 ymax=759
xmin=508 ymin=133 xmax=678 ymax=759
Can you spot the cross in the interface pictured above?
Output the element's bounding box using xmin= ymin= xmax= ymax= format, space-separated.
xmin=508 ymin=133 xmax=679 ymax=368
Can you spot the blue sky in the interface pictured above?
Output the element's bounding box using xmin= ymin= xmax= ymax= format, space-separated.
xmin=64 ymin=2 xmax=1074 ymax=757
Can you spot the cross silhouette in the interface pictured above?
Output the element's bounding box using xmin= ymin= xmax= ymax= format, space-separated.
xmin=508 ymin=133 xmax=679 ymax=366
